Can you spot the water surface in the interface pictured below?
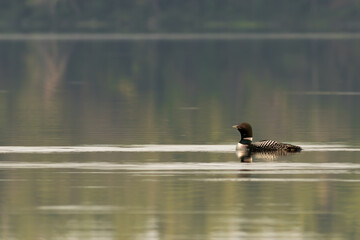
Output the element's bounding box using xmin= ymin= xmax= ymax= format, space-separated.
xmin=1 ymin=38 xmax=360 ymax=239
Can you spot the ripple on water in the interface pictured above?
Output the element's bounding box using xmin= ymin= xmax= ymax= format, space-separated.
xmin=0 ymin=161 xmax=360 ymax=172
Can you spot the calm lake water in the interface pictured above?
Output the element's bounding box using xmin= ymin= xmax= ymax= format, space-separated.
xmin=1 ymin=37 xmax=360 ymax=239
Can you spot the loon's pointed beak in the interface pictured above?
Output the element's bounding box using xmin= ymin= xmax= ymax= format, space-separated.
xmin=232 ymin=125 xmax=238 ymax=129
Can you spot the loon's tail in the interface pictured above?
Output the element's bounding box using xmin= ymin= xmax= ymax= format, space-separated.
xmin=285 ymin=144 xmax=302 ymax=152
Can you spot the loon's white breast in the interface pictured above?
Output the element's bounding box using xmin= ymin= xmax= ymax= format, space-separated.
xmin=236 ymin=142 xmax=247 ymax=150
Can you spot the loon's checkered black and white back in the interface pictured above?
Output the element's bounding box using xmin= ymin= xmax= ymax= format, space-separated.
xmin=233 ymin=122 xmax=302 ymax=153
xmin=251 ymin=140 xmax=301 ymax=152
xmin=253 ymin=140 xmax=278 ymax=148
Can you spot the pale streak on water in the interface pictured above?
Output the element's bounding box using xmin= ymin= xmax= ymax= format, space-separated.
xmin=36 ymin=206 xmax=341 ymax=215
xmin=291 ymin=91 xmax=360 ymax=95
xmin=0 ymin=162 xmax=360 ymax=174
xmin=0 ymin=144 xmax=359 ymax=175
xmin=0 ymin=143 xmax=357 ymax=154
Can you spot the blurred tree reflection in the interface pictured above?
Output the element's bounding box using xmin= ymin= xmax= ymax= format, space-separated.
xmin=0 ymin=40 xmax=360 ymax=146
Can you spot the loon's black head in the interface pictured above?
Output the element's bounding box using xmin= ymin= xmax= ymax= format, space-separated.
xmin=232 ymin=122 xmax=253 ymax=139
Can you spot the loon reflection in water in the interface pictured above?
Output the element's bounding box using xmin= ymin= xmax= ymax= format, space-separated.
xmin=236 ymin=149 xmax=300 ymax=162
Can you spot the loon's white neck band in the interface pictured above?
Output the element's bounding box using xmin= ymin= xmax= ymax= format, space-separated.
xmin=237 ymin=137 xmax=253 ymax=150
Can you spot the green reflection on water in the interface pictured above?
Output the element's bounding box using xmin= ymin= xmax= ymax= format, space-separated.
xmin=0 ymin=40 xmax=360 ymax=146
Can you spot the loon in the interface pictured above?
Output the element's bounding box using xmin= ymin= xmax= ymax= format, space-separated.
xmin=232 ymin=122 xmax=302 ymax=152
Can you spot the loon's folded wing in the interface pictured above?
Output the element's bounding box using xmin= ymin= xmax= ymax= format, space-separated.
xmin=252 ymin=140 xmax=278 ymax=148
xmin=251 ymin=140 xmax=302 ymax=152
